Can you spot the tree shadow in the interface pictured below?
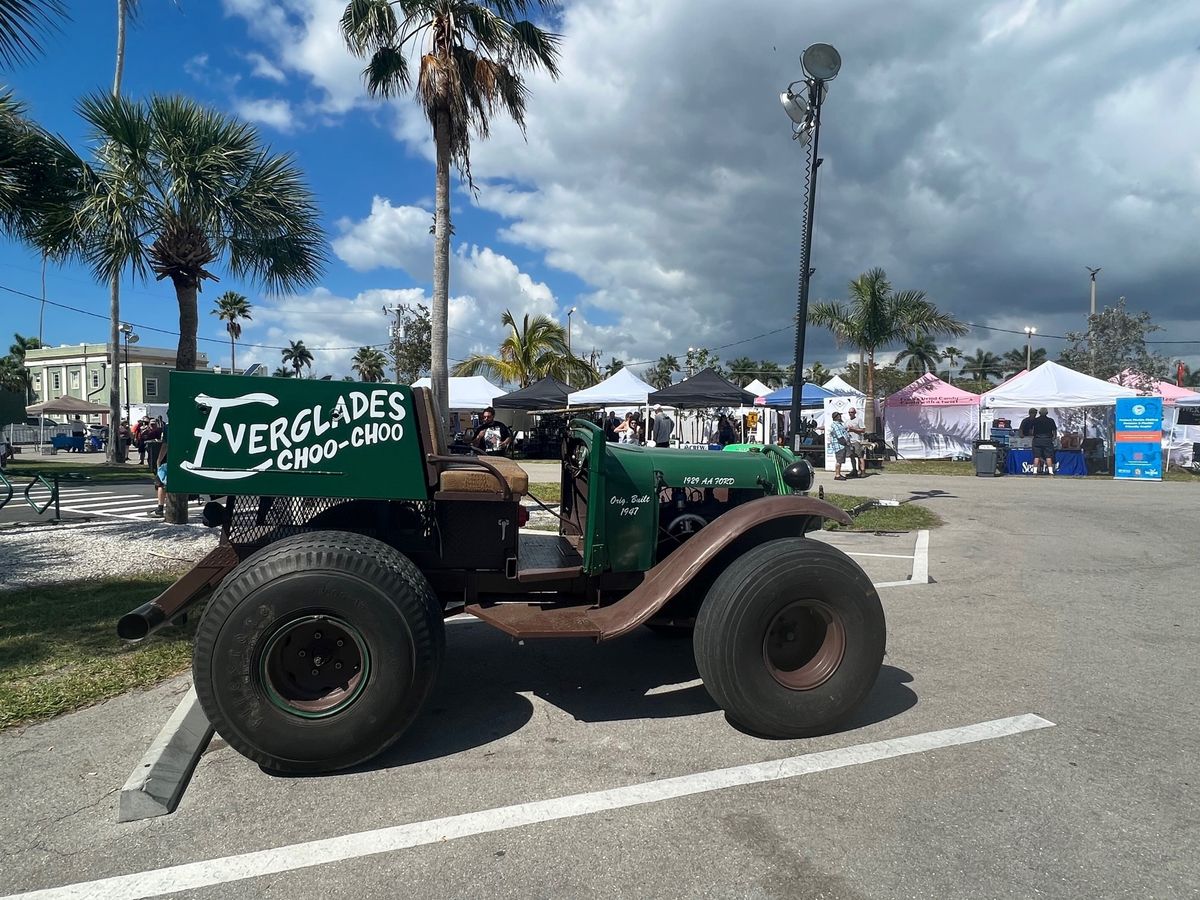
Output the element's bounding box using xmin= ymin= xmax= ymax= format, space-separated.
xmin=905 ymin=488 xmax=956 ymax=502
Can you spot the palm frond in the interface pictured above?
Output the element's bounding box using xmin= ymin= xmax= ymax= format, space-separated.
xmin=0 ymin=0 xmax=67 ymax=67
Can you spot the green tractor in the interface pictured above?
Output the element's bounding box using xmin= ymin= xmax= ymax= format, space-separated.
xmin=120 ymin=373 xmax=885 ymax=773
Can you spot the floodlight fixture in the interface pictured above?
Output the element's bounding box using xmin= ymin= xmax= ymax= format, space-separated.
xmin=801 ymin=43 xmax=841 ymax=81
xmin=779 ymin=87 xmax=810 ymax=126
xmin=127 ymin=333 xmax=139 ymax=344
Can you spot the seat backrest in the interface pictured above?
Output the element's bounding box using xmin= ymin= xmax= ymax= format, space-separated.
xmin=412 ymin=387 xmax=445 ymax=487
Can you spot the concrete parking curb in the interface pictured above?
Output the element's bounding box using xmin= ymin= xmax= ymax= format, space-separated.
xmin=118 ymin=686 xmax=214 ymax=823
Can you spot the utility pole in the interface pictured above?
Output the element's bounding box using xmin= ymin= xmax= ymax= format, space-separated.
xmin=382 ymin=305 xmax=405 ymax=382
xmin=1085 ymin=267 xmax=1101 ymax=377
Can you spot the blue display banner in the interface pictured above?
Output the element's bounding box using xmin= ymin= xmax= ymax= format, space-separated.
xmin=1113 ymin=396 xmax=1163 ymax=481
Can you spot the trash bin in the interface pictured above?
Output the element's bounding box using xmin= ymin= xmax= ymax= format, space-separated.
xmin=974 ymin=443 xmax=1000 ymax=477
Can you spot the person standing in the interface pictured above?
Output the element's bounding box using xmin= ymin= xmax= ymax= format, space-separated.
xmin=151 ymin=424 xmax=169 ymax=517
xmin=651 ymin=406 xmax=674 ymax=448
xmin=717 ymin=414 xmax=736 ymax=446
xmin=1031 ymin=407 xmax=1058 ymax=476
xmin=1018 ymin=408 xmax=1038 ymax=447
xmin=142 ymin=417 xmax=164 ymax=478
xmin=825 ymin=411 xmax=851 ymax=481
xmin=846 ymin=407 xmax=868 ymax=477
xmin=616 ymin=412 xmax=635 ymax=444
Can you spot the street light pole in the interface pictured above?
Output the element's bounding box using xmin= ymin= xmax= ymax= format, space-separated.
xmin=119 ymin=323 xmax=137 ymax=424
xmin=1024 ymin=325 xmax=1036 ymax=371
xmin=781 ymin=43 xmax=841 ymax=453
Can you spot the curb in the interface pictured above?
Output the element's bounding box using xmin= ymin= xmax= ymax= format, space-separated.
xmin=118 ymin=686 xmax=214 ymax=823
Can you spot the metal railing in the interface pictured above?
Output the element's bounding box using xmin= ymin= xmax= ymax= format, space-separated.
xmin=0 ymin=471 xmax=61 ymax=523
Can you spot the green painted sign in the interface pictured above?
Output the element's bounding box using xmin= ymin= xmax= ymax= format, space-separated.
xmin=167 ymin=372 xmax=428 ymax=500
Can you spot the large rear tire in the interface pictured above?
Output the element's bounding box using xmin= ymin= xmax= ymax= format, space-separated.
xmin=694 ymin=538 xmax=885 ymax=738
xmin=193 ymin=530 xmax=444 ymax=774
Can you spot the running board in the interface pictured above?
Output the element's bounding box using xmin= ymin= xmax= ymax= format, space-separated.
xmin=464 ymin=602 xmax=601 ymax=639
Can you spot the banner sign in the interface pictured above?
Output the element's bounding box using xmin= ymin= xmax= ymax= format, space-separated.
xmin=167 ymin=371 xmax=428 ymax=499
xmin=1113 ymin=396 xmax=1163 ymax=481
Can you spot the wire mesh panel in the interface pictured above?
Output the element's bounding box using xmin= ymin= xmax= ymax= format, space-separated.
xmin=226 ymin=495 xmax=436 ymax=548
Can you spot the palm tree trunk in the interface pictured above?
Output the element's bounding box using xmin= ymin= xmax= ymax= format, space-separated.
xmin=164 ymin=275 xmax=198 ymax=525
xmin=430 ymin=110 xmax=451 ymax=431
xmin=106 ymin=276 xmax=122 ymax=463
xmin=865 ymin=348 xmax=877 ymax=433
xmin=106 ymin=0 xmax=128 ymax=465
xmin=230 ymin=333 xmax=236 ymax=374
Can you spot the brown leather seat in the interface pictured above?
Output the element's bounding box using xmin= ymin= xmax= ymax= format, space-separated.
xmin=440 ymin=456 xmax=529 ymax=495
xmin=413 ymin=387 xmax=528 ymax=496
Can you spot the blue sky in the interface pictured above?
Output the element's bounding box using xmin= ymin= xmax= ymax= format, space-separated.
xmin=2 ymin=0 xmax=1198 ymax=381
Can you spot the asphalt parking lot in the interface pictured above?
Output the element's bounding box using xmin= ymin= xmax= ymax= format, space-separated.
xmin=1 ymin=472 xmax=1198 ymax=899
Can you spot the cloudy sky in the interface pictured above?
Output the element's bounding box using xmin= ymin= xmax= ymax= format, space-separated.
xmin=2 ymin=0 xmax=1198 ymax=381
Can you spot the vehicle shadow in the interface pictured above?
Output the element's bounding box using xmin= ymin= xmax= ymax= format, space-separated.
xmin=339 ymin=624 xmax=916 ymax=775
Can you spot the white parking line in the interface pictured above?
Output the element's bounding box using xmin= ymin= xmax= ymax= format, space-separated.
xmin=59 ymin=495 xmax=147 ymax=507
xmin=1 ymin=714 xmax=1053 ymax=900
xmin=874 ymin=529 xmax=931 ymax=589
xmin=846 ymin=552 xmax=916 ymax=560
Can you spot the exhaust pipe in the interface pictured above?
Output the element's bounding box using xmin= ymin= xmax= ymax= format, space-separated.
xmin=117 ymin=544 xmax=239 ymax=642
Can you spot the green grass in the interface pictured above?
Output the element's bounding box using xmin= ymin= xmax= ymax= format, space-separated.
xmin=822 ymin=492 xmax=943 ymax=532
xmin=527 ymin=482 xmax=561 ymax=504
xmin=5 ymin=457 xmax=152 ymax=484
xmin=0 ymin=576 xmax=194 ymax=729
xmin=886 ymin=460 xmax=975 ymax=477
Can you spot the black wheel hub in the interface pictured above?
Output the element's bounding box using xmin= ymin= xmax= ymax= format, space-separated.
xmin=260 ymin=615 xmax=370 ymax=718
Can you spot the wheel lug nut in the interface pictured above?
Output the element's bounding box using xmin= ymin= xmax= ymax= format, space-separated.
xmin=785 ymin=631 xmax=796 ymax=641
xmin=311 ymin=669 xmax=319 ymax=676
xmin=298 ymin=650 xmax=306 ymax=658
xmin=336 ymin=639 xmax=344 ymax=647
xmin=334 ymin=662 xmax=342 ymax=670
xmin=313 ymin=631 xmax=322 ymax=640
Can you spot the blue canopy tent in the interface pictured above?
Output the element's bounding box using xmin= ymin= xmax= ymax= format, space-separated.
xmin=757 ymin=382 xmax=838 ymax=408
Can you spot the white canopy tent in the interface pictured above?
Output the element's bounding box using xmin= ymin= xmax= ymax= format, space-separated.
xmin=981 ymin=361 xmax=1136 ymax=409
xmin=411 ymin=376 xmax=503 ymax=410
xmin=823 ymin=374 xmax=864 ymax=397
xmin=567 ymin=367 xmax=656 ymax=407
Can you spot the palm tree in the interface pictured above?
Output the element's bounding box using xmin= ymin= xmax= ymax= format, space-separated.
xmin=272 ymin=366 xmax=294 ymax=378
xmin=281 ymin=340 xmax=314 ymax=378
xmin=340 ymin=0 xmax=561 ymax=426
xmin=942 ymin=345 xmax=962 ymax=384
xmin=1 ymin=332 xmax=41 ymax=400
xmin=453 ymin=309 xmax=595 ymax=387
xmin=604 ymin=357 xmax=625 ymax=377
xmin=727 ymin=356 xmax=756 ymax=387
xmin=961 ymin=348 xmax=1003 ymax=382
xmin=0 ymin=91 xmax=73 ymax=245
xmin=40 ymin=94 xmax=324 ymax=370
xmin=809 ymin=268 xmax=967 ymax=429
xmin=351 ymin=346 xmax=387 ymax=382
xmin=804 ymin=361 xmax=831 ymax=384
xmin=895 ymin=335 xmax=942 ymax=375
xmin=0 ymin=0 xmax=67 ymax=66
xmin=645 ymin=355 xmax=680 ymax=390
xmin=758 ymin=360 xmax=785 ymax=388
xmin=212 ymin=291 xmax=252 ymax=373
xmin=1001 ymin=346 xmax=1045 ymax=376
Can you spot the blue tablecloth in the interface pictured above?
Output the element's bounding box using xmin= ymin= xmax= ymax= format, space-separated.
xmin=1005 ymin=448 xmax=1086 ymax=476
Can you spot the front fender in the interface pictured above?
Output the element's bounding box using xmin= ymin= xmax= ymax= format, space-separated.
xmin=589 ymin=495 xmax=850 ymax=640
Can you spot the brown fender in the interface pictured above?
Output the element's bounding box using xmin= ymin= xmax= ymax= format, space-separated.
xmin=587 ymin=494 xmax=851 ymax=641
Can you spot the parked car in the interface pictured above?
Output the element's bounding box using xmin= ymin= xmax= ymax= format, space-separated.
xmin=25 ymin=416 xmax=60 ymax=427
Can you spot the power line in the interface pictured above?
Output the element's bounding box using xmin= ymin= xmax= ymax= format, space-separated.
xmin=0 ymin=283 xmax=390 ymax=353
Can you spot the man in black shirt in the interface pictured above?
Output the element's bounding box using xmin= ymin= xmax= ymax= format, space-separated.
xmin=1018 ymin=408 xmax=1038 ymax=444
xmin=1031 ymin=407 xmax=1057 ymax=476
xmin=472 ymin=406 xmax=513 ymax=455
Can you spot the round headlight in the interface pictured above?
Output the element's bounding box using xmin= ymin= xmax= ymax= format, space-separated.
xmin=782 ymin=459 xmax=815 ymax=493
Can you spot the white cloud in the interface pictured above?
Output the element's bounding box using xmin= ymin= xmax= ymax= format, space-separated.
xmin=245 ymin=51 xmax=287 ymax=83
xmin=232 ymin=98 xmax=297 ymax=133
xmin=226 ymin=0 xmax=1200 ymax=371
xmin=332 ymin=197 xmax=432 ymax=275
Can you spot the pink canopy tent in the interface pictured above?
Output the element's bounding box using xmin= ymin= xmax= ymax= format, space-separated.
xmin=884 ymin=374 xmax=980 ymax=459
xmin=1109 ymin=370 xmax=1200 ymax=407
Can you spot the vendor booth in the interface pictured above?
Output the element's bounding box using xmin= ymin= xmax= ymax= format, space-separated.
xmin=981 ymin=361 xmax=1136 ymax=476
xmin=822 ymin=374 xmax=865 ymax=397
xmin=493 ymin=377 xmax=572 ymax=458
xmin=25 ymin=395 xmax=112 ymax=453
xmin=648 ymin=368 xmax=758 ymax=448
xmin=1109 ymin=371 xmax=1200 ymax=469
xmin=411 ymin=376 xmax=503 ymax=410
xmin=567 ymin=367 xmax=655 ymax=409
xmin=883 ymin=374 xmax=980 ymax=460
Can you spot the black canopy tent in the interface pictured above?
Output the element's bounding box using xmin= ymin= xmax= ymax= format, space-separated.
xmin=647 ymin=368 xmax=757 ymax=408
xmin=493 ymin=376 xmax=572 ymax=411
